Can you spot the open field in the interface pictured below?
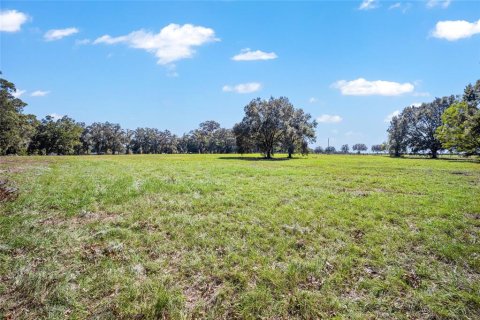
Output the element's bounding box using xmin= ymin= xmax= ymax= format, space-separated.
xmin=0 ymin=154 xmax=479 ymax=319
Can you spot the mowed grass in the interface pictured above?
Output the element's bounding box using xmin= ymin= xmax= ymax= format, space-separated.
xmin=0 ymin=154 xmax=479 ymax=319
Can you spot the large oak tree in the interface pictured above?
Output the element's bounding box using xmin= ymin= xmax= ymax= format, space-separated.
xmin=233 ymin=97 xmax=316 ymax=158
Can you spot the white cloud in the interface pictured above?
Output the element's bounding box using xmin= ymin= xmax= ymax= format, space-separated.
xmin=332 ymin=78 xmax=415 ymax=96
xmin=389 ymin=2 xmax=402 ymax=9
xmin=359 ymin=0 xmax=378 ymax=10
xmin=309 ymin=97 xmax=318 ymax=103
xmin=411 ymin=102 xmax=422 ymax=107
xmin=49 ymin=113 xmax=63 ymax=121
xmin=432 ymin=19 xmax=480 ymax=41
xmin=232 ymin=48 xmax=278 ymax=61
xmin=389 ymin=2 xmax=412 ymax=13
xmin=427 ymin=0 xmax=451 ymax=8
xmin=317 ymin=114 xmax=343 ymax=123
xmin=12 ymin=89 xmax=26 ymax=98
xmin=44 ymin=27 xmax=79 ymax=41
xmin=75 ymin=38 xmax=91 ymax=45
xmin=384 ymin=110 xmax=400 ymax=123
xmin=222 ymin=82 xmax=261 ymax=94
xmin=0 ymin=10 xmax=28 ymax=32
xmin=93 ymin=23 xmax=218 ymax=65
xmin=31 ymin=90 xmax=50 ymax=97
xmin=94 ymin=35 xmax=125 ymax=45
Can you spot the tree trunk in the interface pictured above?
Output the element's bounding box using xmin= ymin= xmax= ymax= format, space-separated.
xmin=394 ymin=147 xmax=400 ymax=157
xmin=266 ymin=150 xmax=271 ymax=159
xmin=431 ymin=149 xmax=437 ymax=158
xmin=288 ymin=145 xmax=294 ymax=158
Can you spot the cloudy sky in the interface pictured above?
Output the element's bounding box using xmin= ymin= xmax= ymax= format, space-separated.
xmin=1 ymin=0 xmax=479 ymax=148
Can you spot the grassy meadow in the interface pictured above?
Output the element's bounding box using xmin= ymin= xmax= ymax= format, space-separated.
xmin=0 ymin=154 xmax=479 ymax=319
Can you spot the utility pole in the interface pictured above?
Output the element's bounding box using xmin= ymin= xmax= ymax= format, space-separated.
xmin=327 ymin=138 xmax=330 ymax=149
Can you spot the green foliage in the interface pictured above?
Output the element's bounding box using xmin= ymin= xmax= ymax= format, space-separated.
xmin=184 ymin=121 xmax=236 ymax=154
xmin=234 ymin=97 xmax=316 ymax=158
xmin=388 ymin=96 xmax=457 ymax=158
xmin=84 ymin=122 xmax=127 ymax=154
xmin=281 ymin=108 xmax=317 ymax=158
xmin=436 ymin=101 xmax=480 ymax=155
xmin=462 ymin=80 xmax=480 ymax=107
xmin=387 ymin=114 xmax=408 ymax=157
xmin=314 ymin=146 xmax=324 ymax=154
xmin=352 ymin=143 xmax=367 ymax=153
xmin=29 ymin=115 xmax=84 ymax=155
xmin=325 ymin=146 xmax=336 ymax=153
xmin=0 ymin=76 xmax=38 ymax=155
xmin=371 ymin=144 xmax=385 ymax=153
xmin=407 ymin=96 xmax=456 ymax=158
xmin=389 ymin=80 xmax=480 ymax=158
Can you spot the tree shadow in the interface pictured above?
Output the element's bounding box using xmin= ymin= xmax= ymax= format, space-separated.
xmin=217 ymin=156 xmax=295 ymax=161
xmin=444 ymin=158 xmax=480 ymax=163
xmin=394 ymin=156 xmax=480 ymax=163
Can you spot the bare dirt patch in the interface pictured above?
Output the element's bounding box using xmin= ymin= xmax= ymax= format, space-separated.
xmin=0 ymin=180 xmax=18 ymax=202
xmin=184 ymin=276 xmax=223 ymax=311
xmin=465 ymin=213 xmax=480 ymax=220
xmin=39 ymin=211 xmax=120 ymax=228
xmin=0 ymin=157 xmax=51 ymax=174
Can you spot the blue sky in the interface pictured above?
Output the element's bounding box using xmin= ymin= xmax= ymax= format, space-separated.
xmin=1 ymin=0 xmax=479 ymax=148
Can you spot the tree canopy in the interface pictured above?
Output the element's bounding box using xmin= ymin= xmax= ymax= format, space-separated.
xmin=436 ymin=98 xmax=480 ymax=156
xmin=352 ymin=143 xmax=368 ymax=154
xmin=0 ymin=76 xmax=37 ymax=155
xmin=233 ymin=97 xmax=316 ymax=158
xmin=387 ymin=80 xmax=479 ymax=158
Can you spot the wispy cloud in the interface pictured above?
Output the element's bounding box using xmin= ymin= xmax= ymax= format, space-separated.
xmin=317 ymin=114 xmax=343 ymax=123
xmin=222 ymin=82 xmax=262 ymax=94
xmin=359 ymin=0 xmax=378 ymax=10
xmin=31 ymin=90 xmax=50 ymax=97
xmin=44 ymin=27 xmax=79 ymax=41
xmin=12 ymin=89 xmax=26 ymax=98
xmin=93 ymin=23 xmax=219 ymax=65
xmin=308 ymin=97 xmax=318 ymax=103
xmin=75 ymin=38 xmax=91 ymax=45
xmin=232 ymin=48 xmax=278 ymax=61
xmin=432 ymin=19 xmax=480 ymax=41
xmin=332 ymin=78 xmax=415 ymax=96
xmin=0 ymin=10 xmax=28 ymax=32
xmin=426 ymin=0 xmax=452 ymax=9
xmin=389 ymin=2 xmax=412 ymax=13
xmin=389 ymin=2 xmax=402 ymax=9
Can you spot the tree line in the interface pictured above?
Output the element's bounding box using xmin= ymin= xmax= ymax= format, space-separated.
xmin=387 ymin=80 xmax=480 ymax=158
xmin=2 ymin=73 xmax=478 ymax=158
xmin=0 ymin=75 xmax=316 ymax=157
xmin=313 ymin=143 xmax=387 ymax=154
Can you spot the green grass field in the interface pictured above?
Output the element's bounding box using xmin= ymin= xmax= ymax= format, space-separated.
xmin=1 ymin=155 xmax=479 ymax=319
